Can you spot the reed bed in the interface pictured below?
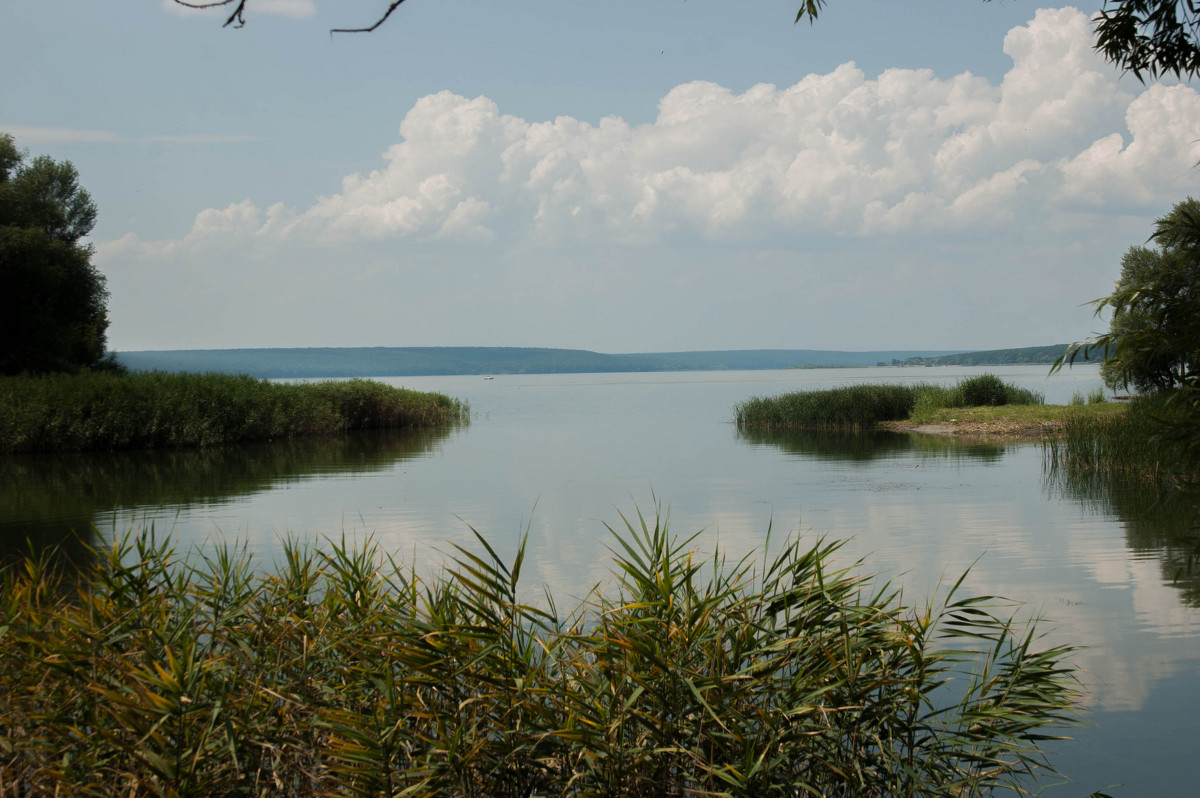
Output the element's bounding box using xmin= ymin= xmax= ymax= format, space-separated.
xmin=735 ymin=375 xmax=1043 ymax=431
xmin=0 ymin=514 xmax=1083 ymax=797
xmin=0 ymin=372 xmax=468 ymax=453
xmin=1043 ymin=396 xmax=1194 ymax=485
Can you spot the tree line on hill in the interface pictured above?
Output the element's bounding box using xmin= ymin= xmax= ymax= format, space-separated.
xmin=113 ymin=347 xmax=971 ymax=379
xmin=890 ymin=345 xmax=1099 ymax=368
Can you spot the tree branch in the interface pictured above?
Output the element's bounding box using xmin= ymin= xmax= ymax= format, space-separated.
xmin=330 ymin=0 xmax=411 ymax=35
xmin=173 ymin=0 xmax=248 ymax=28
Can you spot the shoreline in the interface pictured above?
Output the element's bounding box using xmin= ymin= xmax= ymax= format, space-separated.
xmin=878 ymin=418 xmax=1066 ymax=440
xmin=875 ymin=400 xmax=1128 ymax=441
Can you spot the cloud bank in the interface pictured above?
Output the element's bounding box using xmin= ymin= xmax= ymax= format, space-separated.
xmin=111 ymin=8 xmax=1198 ymax=256
xmin=98 ymin=8 xmax=1200 ymax=351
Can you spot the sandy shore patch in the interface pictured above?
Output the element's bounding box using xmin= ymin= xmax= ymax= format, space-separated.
xmin=878 ymin=419 xmax=1064 ymax=440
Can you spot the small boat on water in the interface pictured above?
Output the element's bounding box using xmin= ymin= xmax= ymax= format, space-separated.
xmin=483 ymin=375 xmax=494 ymax=380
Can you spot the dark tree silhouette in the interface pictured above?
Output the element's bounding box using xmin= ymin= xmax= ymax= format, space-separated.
xmin=0 ymin=134 xmax=112 ymax=375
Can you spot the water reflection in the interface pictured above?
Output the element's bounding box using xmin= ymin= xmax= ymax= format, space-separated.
xmin=736 ymin=426 xmax=1012 ymax=463
xmin=0 ymin=427 xmax=455 ymax=562
xmin=3 ymin=367 xmax=1193 ymax=795
xmin=742 ymin=426 xmax=1199 ymax=604
xmin=1046 ymin=464 xmax=1200 ymax=607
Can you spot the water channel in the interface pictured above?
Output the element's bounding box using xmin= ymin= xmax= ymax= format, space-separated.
xmin=2 ymin=365 xmax=1197 ymax=795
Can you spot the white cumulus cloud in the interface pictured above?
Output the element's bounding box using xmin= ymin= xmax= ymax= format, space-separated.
xmin=100 ymin=6 xmax=1200 ymax=352
xmin=122 ymin=6 xmax=1198 ymax=257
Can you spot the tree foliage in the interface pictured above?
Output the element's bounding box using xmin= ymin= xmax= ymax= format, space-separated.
xmin=0 ymin=134 xmax=111 ymax=375
xmin=1064 ymin=198 xmax=1200 ymax=394
xmin=1097 ymin=244 xmax=1191 ymax=391
xmin=1093 ymin=0 xmax=1200 ymax=80
xmin=178 ymin=1 xmax=1200 ymax=80
xmin=799 ymin=0 xmax=1200 ymax=81
xmin=1057 ymin=198 xmax=1200 ymax=472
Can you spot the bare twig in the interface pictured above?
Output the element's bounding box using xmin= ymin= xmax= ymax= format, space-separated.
xmin=172 ymin=0 xmax=413 ymax=33
xmin=173 ymin=0 xmax=248 ymax=28
xmin=330 ymin=0 xmax=411 ymax=35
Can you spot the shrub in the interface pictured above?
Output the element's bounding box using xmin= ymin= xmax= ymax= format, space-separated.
xmin=958 ymin=373 xmax=1009 ymax=406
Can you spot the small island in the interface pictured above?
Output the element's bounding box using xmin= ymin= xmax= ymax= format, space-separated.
xmin=734 ymin=374 xmax=1055 ymax=434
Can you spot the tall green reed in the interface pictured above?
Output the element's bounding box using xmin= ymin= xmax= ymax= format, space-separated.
xmin=1043 ymin=396 xmax=1193 ymax=485
xmin=0 ymin=514 xmax=1086 ymax=797
xmin=0 ymin=371 xmax=468 ymax=453
xmin=735 ymin=384 xmax=917 ymax=430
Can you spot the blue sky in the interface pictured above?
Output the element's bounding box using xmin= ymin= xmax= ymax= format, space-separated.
xmin=3 ymin=1 xmax=1198 ymax=353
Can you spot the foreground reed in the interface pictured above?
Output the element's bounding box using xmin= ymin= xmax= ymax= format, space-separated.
xmin=0 ymin=514 xmax=1083 ymax=797
xmin=735 ymin=374 xmax=1043 ymax=431
xmin=0 ymin=371 xmax=468 ymax=453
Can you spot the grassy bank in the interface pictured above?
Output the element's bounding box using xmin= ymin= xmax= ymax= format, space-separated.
xmin=0 ymin=372 xmax=468 ymax=454
xmin=883 ymin=401 xmax=1127 ymax=437
xmin=0 ymin=516 xmax=1081 ymax=797
xmin=735 ymin=374 xmax=1044 ymax=431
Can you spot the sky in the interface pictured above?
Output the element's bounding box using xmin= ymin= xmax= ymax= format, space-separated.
xmin=3 ymin=1 xmax=1199 ymax=354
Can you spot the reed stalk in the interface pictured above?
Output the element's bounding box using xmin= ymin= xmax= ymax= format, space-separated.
xmin=1042 ymin=396 xmax=1195 ymax=485
xmin=0 ymin=513 xmax=1085 ymax=797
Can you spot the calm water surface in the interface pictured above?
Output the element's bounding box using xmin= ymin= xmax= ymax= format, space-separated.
xmin=3 ymin=365 xmax=1197 ymax=796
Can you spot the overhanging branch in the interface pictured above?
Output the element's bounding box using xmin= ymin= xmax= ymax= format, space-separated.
xmin=171 ymin=0 xmax=412 ymax=33
xmin=331 ymin=0 xmax=411 ymax=34
xmin=173 ymin=0 xmax=248 ymax=28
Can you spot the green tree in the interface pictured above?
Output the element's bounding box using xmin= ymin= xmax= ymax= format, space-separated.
xmin=1058 ymin=198 xmax=1200 ymax=472
xmin=1098 ymin=244 xmax=1190 ymax=392
xmin=0 ymin=133 xmax=112 ymax=375
xmin=178 ymin=0 xmax=1200 ymax=79
xmin=1074 ymin=198 xmax=1200 ymax=394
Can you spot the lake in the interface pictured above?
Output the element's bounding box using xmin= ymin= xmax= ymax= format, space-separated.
xmin=2 ymin=364 xmax=1197 ymax=796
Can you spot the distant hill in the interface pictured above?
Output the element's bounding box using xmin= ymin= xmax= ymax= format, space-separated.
xmin=114 ymin=347 xmax=967 ymax=379
xmin=889 ymin=344 xmax=1094 ymax=367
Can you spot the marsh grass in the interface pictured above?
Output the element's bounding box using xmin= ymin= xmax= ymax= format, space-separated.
xmin=1044 ymin=397 xmax=1195 ymax=485
xmin=735 ymin=375 xmax=1044 ymax=430
xmin=1069 ymin=388 xmax=1109 ymax=407
xmin=734 ymin=384 xmax=915 ymax=430
xmin=0 ymin=514 xmax=1084 ymax=797
xmin=0 ymin=372 xmax=468 ymax=453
